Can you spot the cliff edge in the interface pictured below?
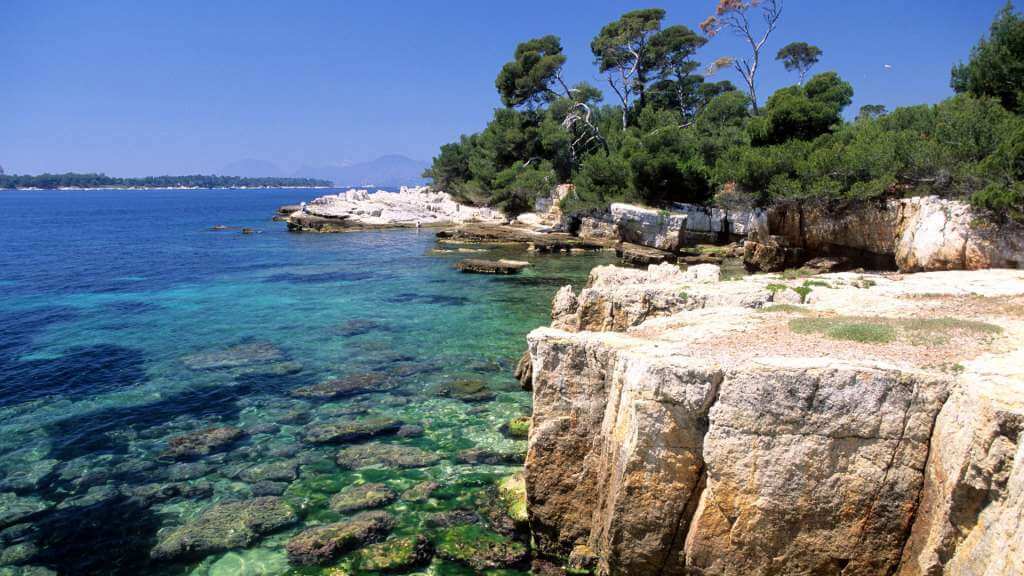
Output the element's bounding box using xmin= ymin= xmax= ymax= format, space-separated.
xmin=525 ymin=264 xmax=1024 ymax=575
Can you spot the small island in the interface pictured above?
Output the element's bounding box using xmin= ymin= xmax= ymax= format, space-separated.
xmin=0 ymin=172 xmax=333 ymax=190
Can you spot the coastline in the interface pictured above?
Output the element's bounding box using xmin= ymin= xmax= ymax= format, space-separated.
xmin=1 ymin=185 xmax=337 ymax=191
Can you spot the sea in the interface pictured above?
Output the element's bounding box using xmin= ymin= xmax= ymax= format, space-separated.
xmin=0 ymin=188 xmax=618 ymax=575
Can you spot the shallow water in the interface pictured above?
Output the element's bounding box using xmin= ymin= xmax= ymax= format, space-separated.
xmin=0 ymin=189 xmax=618 ymax=575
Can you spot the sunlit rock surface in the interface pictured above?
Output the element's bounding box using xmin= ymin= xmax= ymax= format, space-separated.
xmin=525 ymin=263 xmax=1024 ymax=575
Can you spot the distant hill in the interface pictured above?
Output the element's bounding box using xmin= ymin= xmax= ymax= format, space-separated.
xmin=221 ymin=159 xmax=285 ymax=178
xmin=292 ymin=155 xmax=428 ymax=188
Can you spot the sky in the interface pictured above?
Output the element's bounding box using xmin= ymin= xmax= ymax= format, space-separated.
xmin=0 ymin=0 xmax=1011 ymax=177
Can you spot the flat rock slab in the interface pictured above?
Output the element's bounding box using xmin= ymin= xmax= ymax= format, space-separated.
xmin=456 ymin=259 xmax=530 ymax=275
xmin=615 ymin=242 xmax=677 ymax=267
xmin=150 ymin=497 xmax=296 ymax=561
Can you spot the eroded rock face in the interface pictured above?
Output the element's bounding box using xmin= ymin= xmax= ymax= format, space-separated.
xmin=754 ymin=197 xmax=1024 ymax=273
xmin=610 ymin=204 xmax=687 ymax=252
xmin=286 ymin=186 xmax=504 ymax=231
xmin=896 ymin=196 xmax=1024 ymax=272
xmin=898 ymin=351 xmax=1024 ymax=576
xmin=524 ymin=263 xmax=1024 ymax=575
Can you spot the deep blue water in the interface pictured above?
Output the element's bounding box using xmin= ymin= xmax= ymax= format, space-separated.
xmin=0 ymin=188 xmax=617 ymax=575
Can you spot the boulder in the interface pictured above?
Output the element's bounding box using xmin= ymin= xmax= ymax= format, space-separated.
xmin=610 ymin=204 xmax=687 ymax=252
xmin=285 ymin=511 xmax=395 ymax=565
xmin=150 ymin=497 xmax=296 ymax=560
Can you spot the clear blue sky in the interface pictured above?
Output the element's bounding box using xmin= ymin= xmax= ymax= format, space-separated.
xmin=0 ymin=0 xmax=1009 ymax=176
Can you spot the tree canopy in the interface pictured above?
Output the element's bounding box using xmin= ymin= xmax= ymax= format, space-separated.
xmin=952 ymin=2 xmax=1024 ymax=114
xmin=426 ymin=3 xmax=1024 ymax=222
xmin=776 ymin=42 xmax=823 ymax=84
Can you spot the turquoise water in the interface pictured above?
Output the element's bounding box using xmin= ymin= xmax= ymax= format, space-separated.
xmin=0 ymin=189 xmax=617 ymax=575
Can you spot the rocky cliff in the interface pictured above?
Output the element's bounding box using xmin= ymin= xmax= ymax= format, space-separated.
xmin=524 ymin=263 xmax=1024 ymax=575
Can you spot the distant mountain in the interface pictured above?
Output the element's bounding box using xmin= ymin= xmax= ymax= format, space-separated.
xmin=221 ymin=159 xmax=285 ymax=178
xmin=292 ymin=155 xmax=428 ymax=188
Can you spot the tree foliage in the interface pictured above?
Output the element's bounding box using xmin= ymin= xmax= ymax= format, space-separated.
xmin=952 ymin=2 xmax=1024 ymax=114
xmin=425 ymin=2 xmax=1024 ymax=223
xmin=776 ymin=41 xmax=822 ymax=84
xmin=495 ymin=35 xmax=569 ymax=108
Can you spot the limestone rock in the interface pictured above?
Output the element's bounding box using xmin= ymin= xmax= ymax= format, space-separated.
xmin=286 ymin=186 xmax=504 ymax=232
xmin=522 ymin=264 xmax=1024 ymax=575
xmin=896 ymin=196 xmax=1024 ymax=272
xmin=578 ymin=217 xmax=619 ymax=243
xmin=616 ymin=242 xmax=677 ymax=267
xmin=610 ymin=204 xmax=687 ymax=252
xmin=455 ymin=259 xmax=530 ymax=274
xmin=898 ymin=354 xmax=1024 ymax=576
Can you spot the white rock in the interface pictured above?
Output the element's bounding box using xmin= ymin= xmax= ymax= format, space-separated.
xmin=610 ymin=203 xmax=688 ymax=252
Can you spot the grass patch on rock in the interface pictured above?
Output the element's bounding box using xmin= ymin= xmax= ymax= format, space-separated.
xmin=789 ymin=315 xmax=1002 ymax=345
xmin=758 ymin=304 xmax=812 ymax=315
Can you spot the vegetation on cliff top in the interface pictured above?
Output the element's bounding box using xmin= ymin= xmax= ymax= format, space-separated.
xmin=0 ymin=173 xmax=332 ymax=190
xmin=426 ymin=1 xmax=1024 ymax=221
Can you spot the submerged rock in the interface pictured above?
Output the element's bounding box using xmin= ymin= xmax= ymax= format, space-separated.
xmin=329 ymin=483 xmax=397 ymax=513
xmin=352 ymin=534 xmax=433 ymax=572
xmin=303 ymin=418 xmax=403 ymax=444
xmin=249 ymin=481 xmax=289 ymax=497
xmin=435 ymin=525 xmax=528 ymax=571
xmin=455 ymin=259 xmax=530 ymax=274
xmin=500 ymin=417 xmax=531 ymax=439
xmin=180 ymin=342 xmax=285 ymax=370
xmin=401 ymin=481 xmax=440 ymax=502
xmin=285 ymin=510 xmax=395 ymax=565
xmin=150 ymin=497 xmax=297 ymax=561
xmin=335 ymin=443 xmax=440 ymax=470
xmin=291 ymin=373 xmax=395 ymax=400
xmin=161 ymin=427 xmax=246 ymax=460
xmin=456 ymin=448 xmax=523 ymax=466
xmin=335 ymin=319 xmax=387 ymax=337
xmin=125 ymin=481 xmax=213 ymax=506
xmin=433 ymin=379 xmax=496 ymax=403
xmin=236 ymin=460 xmax=298 ymax=483
xmin=0 ymin=493 xmax=50 ymax=529
xmin=423 ymin=510 xmax=481 ymax=529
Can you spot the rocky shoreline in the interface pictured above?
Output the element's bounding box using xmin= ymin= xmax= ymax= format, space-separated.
xmin=279 ymin=186 xmax=1024 ymax=275
xmin=521 ymin=262 xmax=1024 ymax=575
